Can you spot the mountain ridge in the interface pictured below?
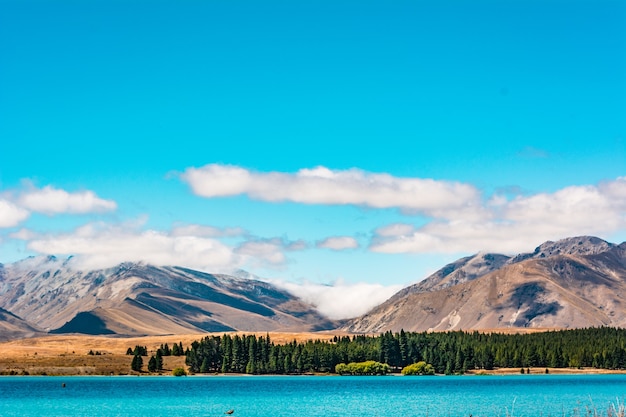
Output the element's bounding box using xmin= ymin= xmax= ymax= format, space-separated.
xmin=343 ymin=236 xmax=626 ymax=333
xmin=0 ymin=258 xmax=336 ymax=338
xmin=2 ymin=235 xmax=626 ymax=340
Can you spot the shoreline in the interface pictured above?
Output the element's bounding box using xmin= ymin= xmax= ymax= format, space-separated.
xmin=3 ymin=370 xmax=626 ymax=377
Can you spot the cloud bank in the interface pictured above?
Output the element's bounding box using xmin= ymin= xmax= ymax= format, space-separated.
xmin=371 ymin=177 xmax=626 ymax=254
xmin=16 ymin=220 xmax=310 ymax=273
xmin=21 ymin=221 xmax=253 ymax=272
xmin=181 ymin=164 xmax=479 ymax=215
xmin=272 ymin=279 xmax=403 ymax=319
xmin=180 ymin=164 xmax=626 ymax=255
xmin=15 ymin=221 xmax=396 ymax=319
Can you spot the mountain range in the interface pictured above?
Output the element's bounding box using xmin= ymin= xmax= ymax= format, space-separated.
xmin=342 ymin=236 xmax=626 ymax=332
xmin=0 ymin=256 xmax=335 ymax=340
xmin=1 ymin=236 xmax=626 ymax=341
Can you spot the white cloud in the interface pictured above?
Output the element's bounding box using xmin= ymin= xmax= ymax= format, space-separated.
xmin=371 ymin=221 xmax=536 ymax=254
xmin=272 ymin=278 xmax=403 ymax=320
xmin=9 ymin=228 xmax=38 ymax=240
xmin=504 ymin=182 xmax=626 ymax=229
xmin=1 ymin=184 xmax=116 ymax=228
xmin=0 ymin=199 xmax=30 ymax=228
xmin=317 ymin=236 xmax=359 ymax=251
xmin=171 ymin=224 xmax=246 ymax=238
xmin=374 ymin=223 xmax=416 ymax=237
xmin=177 ymin=166 xmax=626 ymax=257
xmin=286 ymin=240 xmax=308 ymax=251
xmin=371 ymin=177 xmax=626 ymax=255
xmin=235 ymin=239 xmax=287 ymax=266
xmin=26 ymin=222 xmax=240 ymax=272
xmin=180 ymin=164 xmax=480 ymax=216
xmin=21 ymin=221 xmax=311 ymax=273
xmin=19 ymin=185 xmax=117 ymax=215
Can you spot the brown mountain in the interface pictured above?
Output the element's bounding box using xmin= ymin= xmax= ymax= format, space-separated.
xmin=0 ymin=257 xmax=335 ymax=337
xmin=0 ymin=307 xmax=43 ymax=341
xmin=343 ymin=236 xmax=626 ymax=333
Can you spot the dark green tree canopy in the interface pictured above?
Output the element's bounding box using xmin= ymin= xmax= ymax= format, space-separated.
xmin=183 ymin=327 xmax=626 ymax=375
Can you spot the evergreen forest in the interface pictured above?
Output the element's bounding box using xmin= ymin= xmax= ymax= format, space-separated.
xmin=184 ymin=327 xmax=626 ymax=375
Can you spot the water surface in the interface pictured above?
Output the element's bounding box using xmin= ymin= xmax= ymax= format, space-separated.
xmin=1 ymin=375 xmax=625 ymax=417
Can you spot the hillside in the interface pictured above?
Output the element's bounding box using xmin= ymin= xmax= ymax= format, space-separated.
xmin=0 ymin=257 xmax=335 ymax=337
xmin=0 ymin=307 xmax=43 ymax=342
xmin=343 ymin=236 xmax=626 ymax=333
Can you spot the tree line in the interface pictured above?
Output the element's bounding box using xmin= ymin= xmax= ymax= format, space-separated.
xmin=183 ymin=327 xmax=626 ymax=375
xmin=127 ymin=343 xmax=186 ymax=372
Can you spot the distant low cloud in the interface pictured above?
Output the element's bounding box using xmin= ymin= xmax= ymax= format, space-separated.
xmin=9 ymin=228 xmax=38 ymax=240
xmin=371 ymin=177 xmax=626 ymax=254
xmin=0 ymin=199 xmax=30 ymax=228
xmin=25 ymin=221 xmax=240 ymax=272
xmin=19 ymin=185 xmax=117 ymax=215
xmin=20 ymin=220 xmax=313 ymax=273
xmin=180 ymin=164 xmax=479 ymax=216
xmin=235 ymin=239 xmax=287 ymax=266
xmin=171 ymin=224 xmax=246 ymax=238
xmin=272 ymin=279 xmax=402 ymax=320
xmin=15 ymin=214 xmax=400 ymax=318
xmin=285 ymin=240 xmax=308 ymax=251
xmin=374 ymin=223 xmax=416 ymax=237
xmin=317 ymin=236 xmax=359 ymax=251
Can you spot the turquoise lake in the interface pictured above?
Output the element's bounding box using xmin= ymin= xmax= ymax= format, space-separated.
xmin=1 ymin=375 xmax=625 ymax=417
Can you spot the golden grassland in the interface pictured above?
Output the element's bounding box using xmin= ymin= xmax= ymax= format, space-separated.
xmin=0 ymin=332 xmax=340 ymax=376
xmin=2 ymin=331 xmax=626 ymax=376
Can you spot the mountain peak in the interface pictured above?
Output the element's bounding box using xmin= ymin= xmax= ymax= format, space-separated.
xmin=508 ymin=236 xmax=613 ymax=264
xmin=0 ymin=259 xmax=336 ymax=337
xmin=388 ymin=251 xmax=510 ymax=301
xmin=344 ymin=235 xmax=626 ymax=333
xmin=535 ymin=236 xmax=613 ymax=256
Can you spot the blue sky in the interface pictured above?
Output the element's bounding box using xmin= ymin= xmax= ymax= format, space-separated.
xmin=1 ymin=0 xmax=625 ymax=318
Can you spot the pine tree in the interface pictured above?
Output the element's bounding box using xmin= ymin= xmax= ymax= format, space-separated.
xmin=148 ymin=356 xmax=157 ymax=372
xmin=246 ymin=336 xmax=257 ymax=374
xmin=399 ymin=330 xmax=409 ymax=367
xmin=155 ymin=349 xmax=163 ymax=371
xmin=131 ymin=354 xmax=143 ymax=372
xmin=200 ymin=358 xmax=209 ymax=373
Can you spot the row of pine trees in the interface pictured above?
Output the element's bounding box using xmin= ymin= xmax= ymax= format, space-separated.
xmin=184 ymin=327 xmax=626 ymax=375
xmin=128 ymin=342 xmax=186 ymax=372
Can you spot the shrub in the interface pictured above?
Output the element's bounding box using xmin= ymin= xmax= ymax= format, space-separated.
xmin=172 ymin=367 xmax=187 ymax=377
xmin=401 ymin=361 xmax=435 ymax=376
xmin=335 ymin=361 xmax=390 ymax=375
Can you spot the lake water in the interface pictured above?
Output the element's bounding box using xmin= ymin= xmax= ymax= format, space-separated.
xmin=1 ymin=375 xmax=625 ymax=417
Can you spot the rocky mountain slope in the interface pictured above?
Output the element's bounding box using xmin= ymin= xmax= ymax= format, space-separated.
xmin=0 ymin=257 xmax=335 ymax=337
xmin=0 ymin=307 xmax=43 ymax=341
xmin=343 ymin=236 xmax=626 ymax=333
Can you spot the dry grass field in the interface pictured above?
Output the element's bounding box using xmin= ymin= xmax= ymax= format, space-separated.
xmin=2 ymin=330 xmax=624 ymax=376
xmin=0 ymin=332 xmax=341 ymax=376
